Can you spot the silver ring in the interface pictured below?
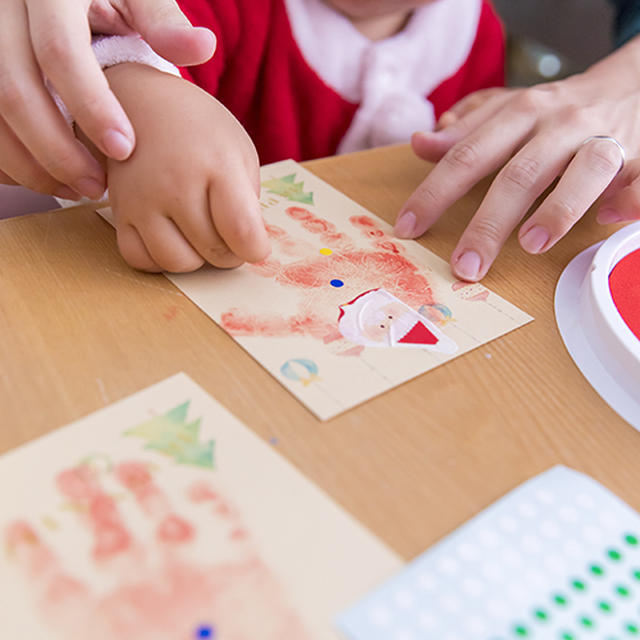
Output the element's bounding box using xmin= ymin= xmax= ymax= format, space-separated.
xmin=580 ymin=135 xmax=626 ymax=169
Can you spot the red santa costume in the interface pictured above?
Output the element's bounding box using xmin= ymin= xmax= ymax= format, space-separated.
xmin=86 ymin=0 xmax=504 ymax=164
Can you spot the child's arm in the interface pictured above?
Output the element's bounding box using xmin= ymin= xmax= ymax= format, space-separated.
xmin=93 ymin=63 xmax=269 ymax=272
xmin=0 ymin=0 xmax=215 ymax=201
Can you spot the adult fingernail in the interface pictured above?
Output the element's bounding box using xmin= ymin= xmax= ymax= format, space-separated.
xmin=597 ymin=208 xmax=623 ymax=224
xmin=195 ymin=26 xmax=217 ymax=44
xmin=102 ymin=129 xmax=134 ymax=160
xmin=53 ymin=186 xmax=81 ymax=201
xmin=437 ymin=111 xmax=457 ymax=129
xmin=394 ymin=211 xmax=417 ymax=238
xmin=520 ymin=225 xmax=550 ymax=254
xmin=455 ymin=250 xmax=482 ymax=281
xmin=72 ymin=177 xmax=105 ymax=200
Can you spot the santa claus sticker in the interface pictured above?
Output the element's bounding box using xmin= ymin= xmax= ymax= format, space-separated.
xmin=337 ymin=288 xmax=457 ymax=353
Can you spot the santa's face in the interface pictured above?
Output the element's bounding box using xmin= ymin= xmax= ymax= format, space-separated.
xmin=360 ymin=302 xmax=403 ymax=343
xmin=338 ymin=289 xmax=457 ymax=353
xmin=360 ymin=301 xmax=433 ymax=346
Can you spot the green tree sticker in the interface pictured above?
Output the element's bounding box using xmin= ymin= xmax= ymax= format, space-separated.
xmin=124 ymin=401 xmax=214 ymax=469
xmin=262 ymin=174 xmax=314 ymax=204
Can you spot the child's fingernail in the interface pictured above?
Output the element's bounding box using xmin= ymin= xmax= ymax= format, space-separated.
xmin=102 ymin=129 xmax=134 ymax=160
xmin=54 ymin=186 xmax=81 ymax=200
xmin=455 ymin=250 xmax=482 ymax=281
xmin=72 ymin=177 xmax=105 ymax=200
xmin=394 ymin=211 xmax=417 ymax=238
xmin=597 ymin=208 xmax=623 ymax=224
xmin=520 ymin=225 xmax=550 ymax=254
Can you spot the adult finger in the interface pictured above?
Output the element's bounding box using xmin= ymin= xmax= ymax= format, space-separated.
xmin=0 ymin=0 xmax=107 ymax=197
xmin=518 ymin=136 xmax=624 ymax=255
xmin=209 ymin=169 xmax=271 ymax=264
xmin=122 ymin=0 xmax=216 ymax=67
xmin=448 ymin=131 xmax=577 ymax=281
xmin=0 ymin=169 xmax=18 ymax=186
xmin=88 ymin=3 xmax=137 ymax=35
xmin=136 ymin=215 xmax=205 ymax=273
xmin=0 ymin=116 xmax=80 ymax=199
xmin=27 ymin=0 xmax=136 ymax=164
xmin=396 ymin=102 xmax=535 ymax=239
xmin=597 ymin=158 xmax=640 ymax=223
xmin=413 ymin=88 xmax=514 ymax=161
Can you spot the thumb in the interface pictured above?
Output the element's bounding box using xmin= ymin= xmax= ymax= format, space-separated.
xmin=125 ymin=0 xmax=216 ymax=66
xmin=413 ymin=88 xmax=514 ymax=162
xmin=436 ymin=87 xmax=513 ymax=130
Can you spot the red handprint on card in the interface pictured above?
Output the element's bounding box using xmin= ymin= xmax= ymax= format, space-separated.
xmin=221 ymin=207 xmax=436 ymax=356
xmin=5 ymin=460 xmax=311 ymax=640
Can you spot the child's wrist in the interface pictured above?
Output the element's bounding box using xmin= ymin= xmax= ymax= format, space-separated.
xmin=104 ymin=62 xmax=186 ymax=93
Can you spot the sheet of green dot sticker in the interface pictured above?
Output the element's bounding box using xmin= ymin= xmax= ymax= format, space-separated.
xmin=337 ymin=466 xmax=640 ymax=640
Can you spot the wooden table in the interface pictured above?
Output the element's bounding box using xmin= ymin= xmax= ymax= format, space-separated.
xmin=0 ymin=144 xmax=636 ymax=560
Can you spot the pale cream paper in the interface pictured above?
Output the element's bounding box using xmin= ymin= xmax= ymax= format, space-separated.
xmin=0 ymin=373 xmax=401 ymax=640
xmin=98 ymin=160 xmax=533 ymax=420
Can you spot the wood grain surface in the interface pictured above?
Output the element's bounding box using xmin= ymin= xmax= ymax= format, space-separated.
xmin=0 ymin=144 xmax=635 ymax=560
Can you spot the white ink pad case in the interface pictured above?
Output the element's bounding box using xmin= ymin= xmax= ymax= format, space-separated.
xmin=555 ymin=222 xmax=640 ymax=429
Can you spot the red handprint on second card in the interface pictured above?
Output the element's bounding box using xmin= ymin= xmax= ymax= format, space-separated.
xmin=4 ymin=460 xmax=311 ymax=640
xmin=221 ymin=207 xmax=436 ymax=356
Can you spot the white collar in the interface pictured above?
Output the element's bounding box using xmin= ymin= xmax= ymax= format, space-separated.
xmin=283 ymin=0 xmax=483 ymax=151
xmin=283 ymin=0 xmax=482 ymax=102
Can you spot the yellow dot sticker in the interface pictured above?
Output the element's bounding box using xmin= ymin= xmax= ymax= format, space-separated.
xmin=319 ymin=248 xmax=333 ymax=256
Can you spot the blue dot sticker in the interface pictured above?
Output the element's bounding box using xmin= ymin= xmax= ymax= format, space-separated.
xmin=195 ymin=625 xmax=214 ymax=638
xmin=330 ymin=279 xmax=344 ymax=288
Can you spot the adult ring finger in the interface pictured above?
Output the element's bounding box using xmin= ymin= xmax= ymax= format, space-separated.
xmin=580 ymin=135 xmax=626 ymax=173
xmin=516 ymin=134 xmax=628 ymax=251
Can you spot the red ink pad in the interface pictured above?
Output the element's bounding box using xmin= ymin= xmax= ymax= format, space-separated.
xmin=609 ymin=248 xmax=640 ymax=341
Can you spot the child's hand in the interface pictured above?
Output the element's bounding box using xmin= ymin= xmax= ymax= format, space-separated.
xmin=102 ymin=64 xmax=270 ymax=272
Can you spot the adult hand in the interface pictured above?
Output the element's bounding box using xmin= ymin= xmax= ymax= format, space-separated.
xmin=0 ymin=0 xmax=215 ymax=200
xmin=396 ymin=37 xmax=640 ymax=281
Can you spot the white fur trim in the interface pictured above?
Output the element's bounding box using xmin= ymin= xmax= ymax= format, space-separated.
xmin=283 ymin=0 xmax=482 ymax=152
xmin=53 ymin=191 xmax=108 ymax=209
xmin=49 ymin=35 xmax=180 ymax=127
xmin=92 ymin=35 xmax=181 ymax=77
xmin=53 ymin=196 xmax=78 ymax=208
